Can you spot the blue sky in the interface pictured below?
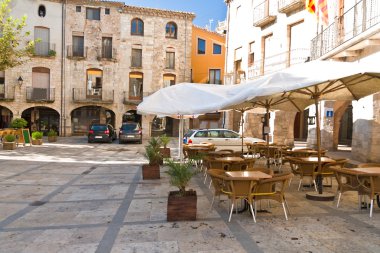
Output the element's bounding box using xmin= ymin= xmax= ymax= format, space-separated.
xmin=124 ymin=0 xmax=227 ymax=29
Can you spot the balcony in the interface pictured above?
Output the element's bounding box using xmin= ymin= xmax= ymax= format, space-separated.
xmin=311 ymin=0 xmax=380 ymax=60
xmin=67 ymin=45 xmax=88 ymax=59
xmin=72 ymin=88 xmax=114 ymax=103
xmin=247 ymin=48 xmax=310 ymax=79
xmin=123 ymin=91 xmax=152 ymax=105
xmin=33 ymin=42 xmax=56 ymax=57
xmin=0 ymin=85 xmax=15 ymax=101
xmin=97 ymin=47 xmax=117 ymax=61
xmin=253 ymin=0 xmax=277 ymax=28
xmin=278 ymin=0 xmax=304 ymax=14
xmin=26 ymin=87 xmax=55 ymax=102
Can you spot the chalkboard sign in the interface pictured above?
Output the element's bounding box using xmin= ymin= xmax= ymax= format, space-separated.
xmin=22 ymin=129 xmax=31 ymax=146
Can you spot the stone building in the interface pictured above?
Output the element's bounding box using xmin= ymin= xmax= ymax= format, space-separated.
xmin=224 ymin=0 xmax=380 ymax=162
xmin=1 ymin=0 xmax=194 ymax=138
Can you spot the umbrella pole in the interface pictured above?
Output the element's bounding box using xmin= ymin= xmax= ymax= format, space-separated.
xmin=266 ymin=106 xmax=270 ymax=168
xmin=315 ymin=97 xmax=323 ymax=194
xmin=241 ymin=110 xmax=244 ymax=155
xmin=179 ymin=115 xmax=184 ymax=162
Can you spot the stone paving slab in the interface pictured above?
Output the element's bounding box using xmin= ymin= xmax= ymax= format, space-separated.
xmin=0 ymin=137 xmax=379 ymax=253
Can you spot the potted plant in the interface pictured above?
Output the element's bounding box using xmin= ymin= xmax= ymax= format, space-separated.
xmin=2 ymin=134 xmax=16 ymax=150
xmin=10 ymin=118 xmax=28 ymax=129
xmin=31 ymin=131 xmax=43 ymax=145
xmin=142 ymin=137 xmax=162 ymax=179
xmin=166 ymin=159 xmax=197 ymax=221
xmin=47 ymin=129 xmax=58 ymax=142
xmin=159 ymin=134 xmax=171 ymax=158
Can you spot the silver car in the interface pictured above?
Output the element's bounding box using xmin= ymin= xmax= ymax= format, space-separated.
xmin=183 ymin=129 xmax=265 ymax=152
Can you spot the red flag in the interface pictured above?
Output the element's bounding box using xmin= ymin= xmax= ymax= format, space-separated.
xmin=305 ymin=0 xmax=316 ymax=14
xmin=318 ymin=0 xmax=329 ymax=26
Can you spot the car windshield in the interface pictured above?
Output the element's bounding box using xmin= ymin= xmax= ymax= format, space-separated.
xmin=121 ymin=124 xmax=139 ymax=131
xmin=91 ymin=125 xmax=107 ymax=131
xmin=184 ymin=130 xmax=195 ymax=137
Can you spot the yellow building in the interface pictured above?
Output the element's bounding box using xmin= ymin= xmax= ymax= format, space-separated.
xmin=191 ymin=26 xmax=225 ymax=84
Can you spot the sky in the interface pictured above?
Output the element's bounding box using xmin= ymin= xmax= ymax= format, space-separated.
xmin=124 ymin=0 xmax=227 ymax=29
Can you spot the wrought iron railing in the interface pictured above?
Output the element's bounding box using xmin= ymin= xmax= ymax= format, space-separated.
xmin=72 ymin=88 xmax=114 ymax=103
xmin=247 ymin=48 xmax=310 ymax=79
xmin=97 ymin=47 xmax=117 ymax=60
xmin=253 ymin=0 xmax=276 ymax=26
xmin=0 ymin=85 xmax=15 ymax=100
xmin=311 ymin=0 xmax=380 ymax=59
xmin=67 ymin=45 xmax=88 ymax=58
xmin=123 ymin=91 xmax=153 ymax=104
xmin=34 ymin=42 xmax=56 ymax=57
xmin=26 ymin=87 xmax=55 ymax=102
xmin=278 ymin=0 xmax=304 ymax=13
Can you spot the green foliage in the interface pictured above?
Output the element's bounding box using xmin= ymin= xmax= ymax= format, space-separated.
xmin=48 ymin=49 xmax=56 ymax=57
xmin=4 ymin=134 xmax=15 ymax=142
xmin=165 ymin=159 xmax=196 ymax=196
xmin=47 ymin=129 xmax=57 ymax=137
xmin=144 ymin=137 xmax=162 ymax=165
xmin=31 ymin=131 xmax=43 ymax=140
xmin=159 ymin=134 xmax=170 ymax=148
xmin=10 ymin=117 xmax=27 ymax=128
xmin=0 ymin=0 xmax=35 ymax=70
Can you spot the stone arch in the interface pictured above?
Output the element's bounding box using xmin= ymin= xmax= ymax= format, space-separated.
xmin=70 ymin=106 xmax=115 ymax=135
xmin=21 ymin=106 xmax=60 ymax=135
xmin=0 ymin=105 xmax=14 ymax=128
xmin=332 ymin=101 xmax=351 ymax=150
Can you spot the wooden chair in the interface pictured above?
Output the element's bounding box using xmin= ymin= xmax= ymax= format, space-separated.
xmin=358 ymin=163 xmax=380 ymax=168
xmin=222 ymin=176 xmax=257 ymax=222
xmin=207 ymin=169 xmax=229 ymax=210
xmin=295 ymin=159 xmax=318 ymax=192
xmin=252 ymin=172 xmax=294 ymax=220
xmin=320 ymin=159 xmax=348 ymax=186
xmin=358 ymin=174 xmax=380 ymax=217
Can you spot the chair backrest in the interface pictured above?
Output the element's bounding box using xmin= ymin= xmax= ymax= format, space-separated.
xmin=285 ymin=156 xmax=302 ymax=174
xmin=322 ymin=159 xmax=348 ymax=175
xmin=207 ymin=169 xmax=228 ymax=195
xmin=244 ymin=158 xmax=256 ymax=170
xmin=227 ymin=161 xmax=249 ymax=171
xmin=330 ymin=167 xmax=362 ymax=191
xmin=224 ymin=177 xmax=257 ymax=199
xmin=296 ymin=160 xmax=317 ymax=177
xmin=209 ymin=160 xmax=230 ymax=171
xmin=253 ymin=172 xmax=294 ymax=197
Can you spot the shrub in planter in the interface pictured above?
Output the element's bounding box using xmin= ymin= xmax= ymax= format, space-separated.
xmin=31 ymin=131 xmax=43 ymax=145
xmin=166 ymin=159 xmax=197 ymax=221
xmin=142 ymin=137 xmax=162 ymax=179
xmin=3 ymin=134 xmax=16 ymax=150
xmin=10 ymin=118 xmax=28 ymax=129
xmin=159 ymin=134 xmax=171 ymax=158
xmin=47 ymin=129 xmax=58 ymax=142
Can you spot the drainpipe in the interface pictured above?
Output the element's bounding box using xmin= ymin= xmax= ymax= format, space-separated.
xmin=61 ymin=1 xmax=67 ymax=136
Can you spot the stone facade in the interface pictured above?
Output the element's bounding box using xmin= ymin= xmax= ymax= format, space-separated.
xmin=1 ymin=0 xmax=194 ymax=138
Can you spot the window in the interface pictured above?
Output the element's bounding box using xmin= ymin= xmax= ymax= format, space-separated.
xmin=198 ymin=38 xmax=206 ymax=54
xmin=248 ymin=41 xmax=254 ymax=67
xmin=131 ymin=49 xmax=142 ymax=67
xmin=165 ymin=52 xmax=175 ymax=69
xmin=86 ymin=8 xmax=100 ymax=20
xmin=222 ymin=130 xmax=239 ymax=138
xmin=73 ymin=35 xmax=84 ymax=57
xmin=32 ymin=67 xmax=50 ymax=100
xmin=76 ymin=6 xmax=81 ymax=12
xmin=0 ymin=71 xmax=4 ymax=98
xmin=87 ymin=69 xmax=102 ymax=96
xmin=209 ymin=69 xmax=221 ymax=84
xmin=131 ymin=18 xmax=144 ymax=36
xmin=163 ymin=74 xmax=176 ymax=87
xmin=165 ymin=22 xmax=177 ymax=38
xmin=34 ymin=27 xmax=50 ymax=56
xmin=194 ymin=131 xmax=207 ymax=138
xmin=102 ymin=37 xmax=112 ymax=59
xmin=38 ymin=5 xmax=46 ymax=17
xmin=129 ymin=72 xmax=143 ymax=99
xmin=213 ymin=43 xmax=221 ymax=54
xmin=105 ymin=8 xmax=110 ymax=15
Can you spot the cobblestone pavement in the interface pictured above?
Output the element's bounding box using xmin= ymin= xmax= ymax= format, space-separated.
xmin=0 ymin=137 xmax=379 ymax=253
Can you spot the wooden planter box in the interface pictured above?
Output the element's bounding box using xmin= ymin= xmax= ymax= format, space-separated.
xmin=3 ymin=142 xmax=16 ymax=150
xmin=160 ymin=147 xmax=171 ymax=158
xmin=48 ymin=136 xmax=57 ymax=142
xmin=142 ymin=164 xmax=160 ymax=179
xmin=167 ymin=190 xmax=197 ymax=221
xmin=32 ymin=139 xmax=43 ymax=145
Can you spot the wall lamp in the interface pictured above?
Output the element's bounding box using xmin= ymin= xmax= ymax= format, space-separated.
xmin=17 ymin=76 xmax=23 ymax=87
xmin=308 ymin=116 xmax=316 ymax=125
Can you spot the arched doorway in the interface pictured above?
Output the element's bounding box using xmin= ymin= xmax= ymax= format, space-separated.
xmin=0 ymin=105 xmax=13 ymax=128
xmin=123 ymin=110 xmax=141 ymax=124
xmin=22 ymin=107 xmax=60 ymax=135
xmin=338 ymin=105 xmax=353 ymax=146
xmin=71 ymin=106 xmax=115 ymax=135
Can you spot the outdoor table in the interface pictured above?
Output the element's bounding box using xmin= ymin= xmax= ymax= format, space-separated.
xmin=350 ymin=167 xmax=380 ymax=208
xmin=215 ymin=157 xmax=244 ymax=162
xmin=225 ymin=171 xmax=272 ymax=180
xmin=207 ymin=150 xmax=234 ymax=157
xmin=289 ymin=149 xmax=318 ymax=157
xmin=299 ymin=157 xmax=335 ymax=163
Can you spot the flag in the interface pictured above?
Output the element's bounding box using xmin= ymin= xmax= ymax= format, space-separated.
xmin=305 ymin=0 xmax=316 ymax=14
xmin=318 ymin=0 xmax=329 ymax=26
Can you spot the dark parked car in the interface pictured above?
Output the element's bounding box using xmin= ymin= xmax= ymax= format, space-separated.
xmin=119 ymin=122 xmax=142 ymax=144
xmin=88 ymin=124 xmax=117 ymax=143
